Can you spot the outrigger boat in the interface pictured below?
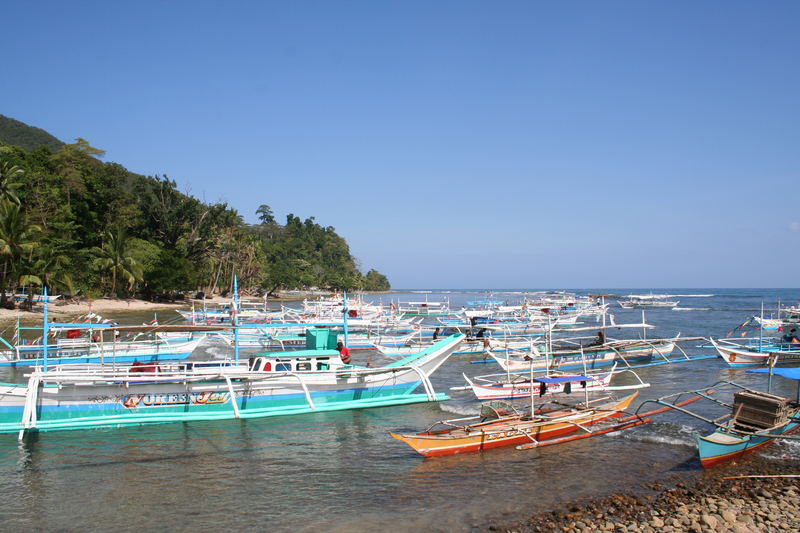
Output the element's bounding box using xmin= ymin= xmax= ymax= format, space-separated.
xmin=489 ymin=337 xmax=678 ymax=372
xmin=390 ymin=389 xmax=639 ymax=457
xmin=635 ymin=370 xmax=800 ymax=468
xmin=0 ymin=321 xmax=210 ymax=367
xmin=711 ymin=338 xmax=800 ymax=367
xmin=457 ymin=363 xmax=651 ymax=401
xmin=395 ymin=299 xmax=451 ymax=317
xmin=215 ymin=325 xmax=416 ymax=351
xmin=711 ymin=304 xmax=800 ymax=367
xmin=3 ymin=329 xmax=465 ymax=437
xmin=617 ymin=294 xmax=679 ymax=309
xmin=374 ymin=333 xmax=541 ymax=357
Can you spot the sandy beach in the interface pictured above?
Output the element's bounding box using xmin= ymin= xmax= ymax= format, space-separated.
xmin=0 ymin=294 xmax=308 ymax=322
xmin=0 ymin=289 xmax=398 ymax=322
xmin=0 ymin=298 xmax=182 ymax=322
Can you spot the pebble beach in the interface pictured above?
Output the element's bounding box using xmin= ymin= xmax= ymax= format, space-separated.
xmin=495 ymin=456 xmax=800 ymax=533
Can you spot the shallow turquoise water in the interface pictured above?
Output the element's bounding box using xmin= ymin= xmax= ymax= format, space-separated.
xmin=0 ymin=289 xmax=798 ymax=531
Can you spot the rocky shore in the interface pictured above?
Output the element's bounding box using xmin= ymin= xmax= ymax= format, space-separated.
xmin=495 ymin=456 xmax=800 ymax=532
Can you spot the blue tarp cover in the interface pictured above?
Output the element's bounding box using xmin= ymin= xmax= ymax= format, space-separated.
xmin=535 ymin=376 xmax=591 ymax=384
xmin=748 ymin=367 xmax=800 ymax=381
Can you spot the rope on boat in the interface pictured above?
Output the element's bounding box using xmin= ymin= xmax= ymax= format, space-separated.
xmin=723 ymin=474 xmax=800 ymax=480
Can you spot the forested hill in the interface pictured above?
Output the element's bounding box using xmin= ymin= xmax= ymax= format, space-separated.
xmin=0 ymin=122 xmax=389 ymax=305
xmin=0 ymin=115 xmax=64 ymax=152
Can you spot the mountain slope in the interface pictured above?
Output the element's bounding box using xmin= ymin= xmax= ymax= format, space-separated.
xmin=0 ymin=115 xmax=64 ymax=151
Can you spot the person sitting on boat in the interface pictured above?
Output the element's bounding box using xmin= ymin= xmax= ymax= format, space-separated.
xmin=783 ymin=328 xmax=800 ymax=344
xmin=336 ymin=341 xmax=352 ymax=364
xmin=587 ymin=330 xmax=605 ymax=346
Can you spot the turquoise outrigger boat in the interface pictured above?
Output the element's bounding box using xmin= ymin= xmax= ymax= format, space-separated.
xmin=636 ymin=369 xmax=800 ymax=468
xmin=0 ymin=330 xmax=465 ymax=438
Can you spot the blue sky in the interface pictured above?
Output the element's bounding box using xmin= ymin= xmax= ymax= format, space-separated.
xmin=3 ymin=1 xmax=799 ymax=288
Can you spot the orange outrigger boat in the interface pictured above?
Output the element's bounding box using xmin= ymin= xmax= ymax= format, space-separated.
xmin=391 ymin=387 xmax=639 ymax=457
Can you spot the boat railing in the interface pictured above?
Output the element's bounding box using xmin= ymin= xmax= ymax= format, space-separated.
xmin=24 ymin=357 xmax=447 ymax=385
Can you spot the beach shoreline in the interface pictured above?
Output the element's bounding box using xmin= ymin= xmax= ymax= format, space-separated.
xmin=491 ymin=455 xmax=800 ymax=532
xmin=0 ymin=290 xmax=398 ymax=322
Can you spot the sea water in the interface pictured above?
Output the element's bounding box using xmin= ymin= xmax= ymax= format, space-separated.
xmin=0 ymin=289 xmax=798 ymax=531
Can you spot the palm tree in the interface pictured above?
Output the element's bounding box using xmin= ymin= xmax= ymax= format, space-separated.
xmin=13 ymin=253 xmax=43 ymax=310
xmin=92 ymin=230 xmax=143 ymax=296
xmin=0 ymin=202 xmax=41 ymax=307
xmin=34 ymin=248 xmax=74 ymax=296
xmin=0 ymin=161 xmax=23 ymax=205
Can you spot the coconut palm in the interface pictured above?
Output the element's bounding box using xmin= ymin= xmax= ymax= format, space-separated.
xmin=0 ymin=202 xmax=41 ymax=307
xmin=34 ymin=248 xmax=74 ymax=295
xmin=13 ymin=253 xmax=43 ymax=310
xmin=92 ymin=229 xmax=143 ymax=296
xmin=0 ymin=161 xmax=23 ymax=205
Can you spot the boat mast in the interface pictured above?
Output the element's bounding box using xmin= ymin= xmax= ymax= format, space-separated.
xmin=642 ymin=311 xmax=647 ymax=340
xmin=43 ymin=286 xmax=49 ymax=371
xmin=529 ymin=357 xmax=535 ymax=416
xmin=343 ymin=290 xmax=349 ymax=347
xmin=233 ymin=275 xmax=239 ymax=362
xmin=601 ymin=296 xmax=607 ymax=329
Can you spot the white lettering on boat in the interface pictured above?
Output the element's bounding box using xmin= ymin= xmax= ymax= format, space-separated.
xmin=121 ymin=391 xmax=230 ymax=408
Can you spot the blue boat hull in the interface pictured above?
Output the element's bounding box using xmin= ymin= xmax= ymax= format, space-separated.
xmin=695 ymin=419 xmax=800 ymax=468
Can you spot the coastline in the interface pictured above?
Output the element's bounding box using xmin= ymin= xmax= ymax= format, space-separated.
xmin=493 ymin=455 xmax=800 ymax=532
xmin=0 ymin=295 xmax=268 ymax=322
xmin=0 ymin=290 xmax=397 ymax=322
xmin=0 ymin=297 xmax=185 ymax=321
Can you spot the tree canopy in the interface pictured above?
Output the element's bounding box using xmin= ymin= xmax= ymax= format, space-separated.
xmin=0 ymin=128 xmax=390 ymax=304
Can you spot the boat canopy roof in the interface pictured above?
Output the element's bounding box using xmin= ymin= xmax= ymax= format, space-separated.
xmin=748 ymin=367 xmax=800 ymax=381
xmin=252 ymin=349 xmax=340 ymax=359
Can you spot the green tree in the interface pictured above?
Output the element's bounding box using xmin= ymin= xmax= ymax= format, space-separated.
xmin=0 ymin=202 xmax=41 ymax=307
xmin=2 ymin=130 xmax=392 ymax=299
xmin=0 ymin=160 xmax=23 ymax=205
xmin=256 ymin=204 xmax=275 ymax=224
xmin=33 ymin=245 xmax=74 ymax=295
xmin=91 ymin=229 xmax=143 ymax=296
xmin=364 ymin=269 xmax=391 ymax=291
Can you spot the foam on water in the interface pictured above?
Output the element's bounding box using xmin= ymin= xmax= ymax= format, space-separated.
xmin=438 ymin=402 xmax=480 ymax=416
xmin=196 ymin=345 xmax=231 ymax=359
xmin=760 ymin=438 xmax=800 ymax=461
xmin=620 ymin=423 xmax=698 ymax=447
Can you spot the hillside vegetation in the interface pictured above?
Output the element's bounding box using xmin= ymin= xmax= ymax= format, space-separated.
xmin=0 ymin=120 xmax=389 ymax=306
xmin=0 ymin=115 xmax=64 ymax=152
